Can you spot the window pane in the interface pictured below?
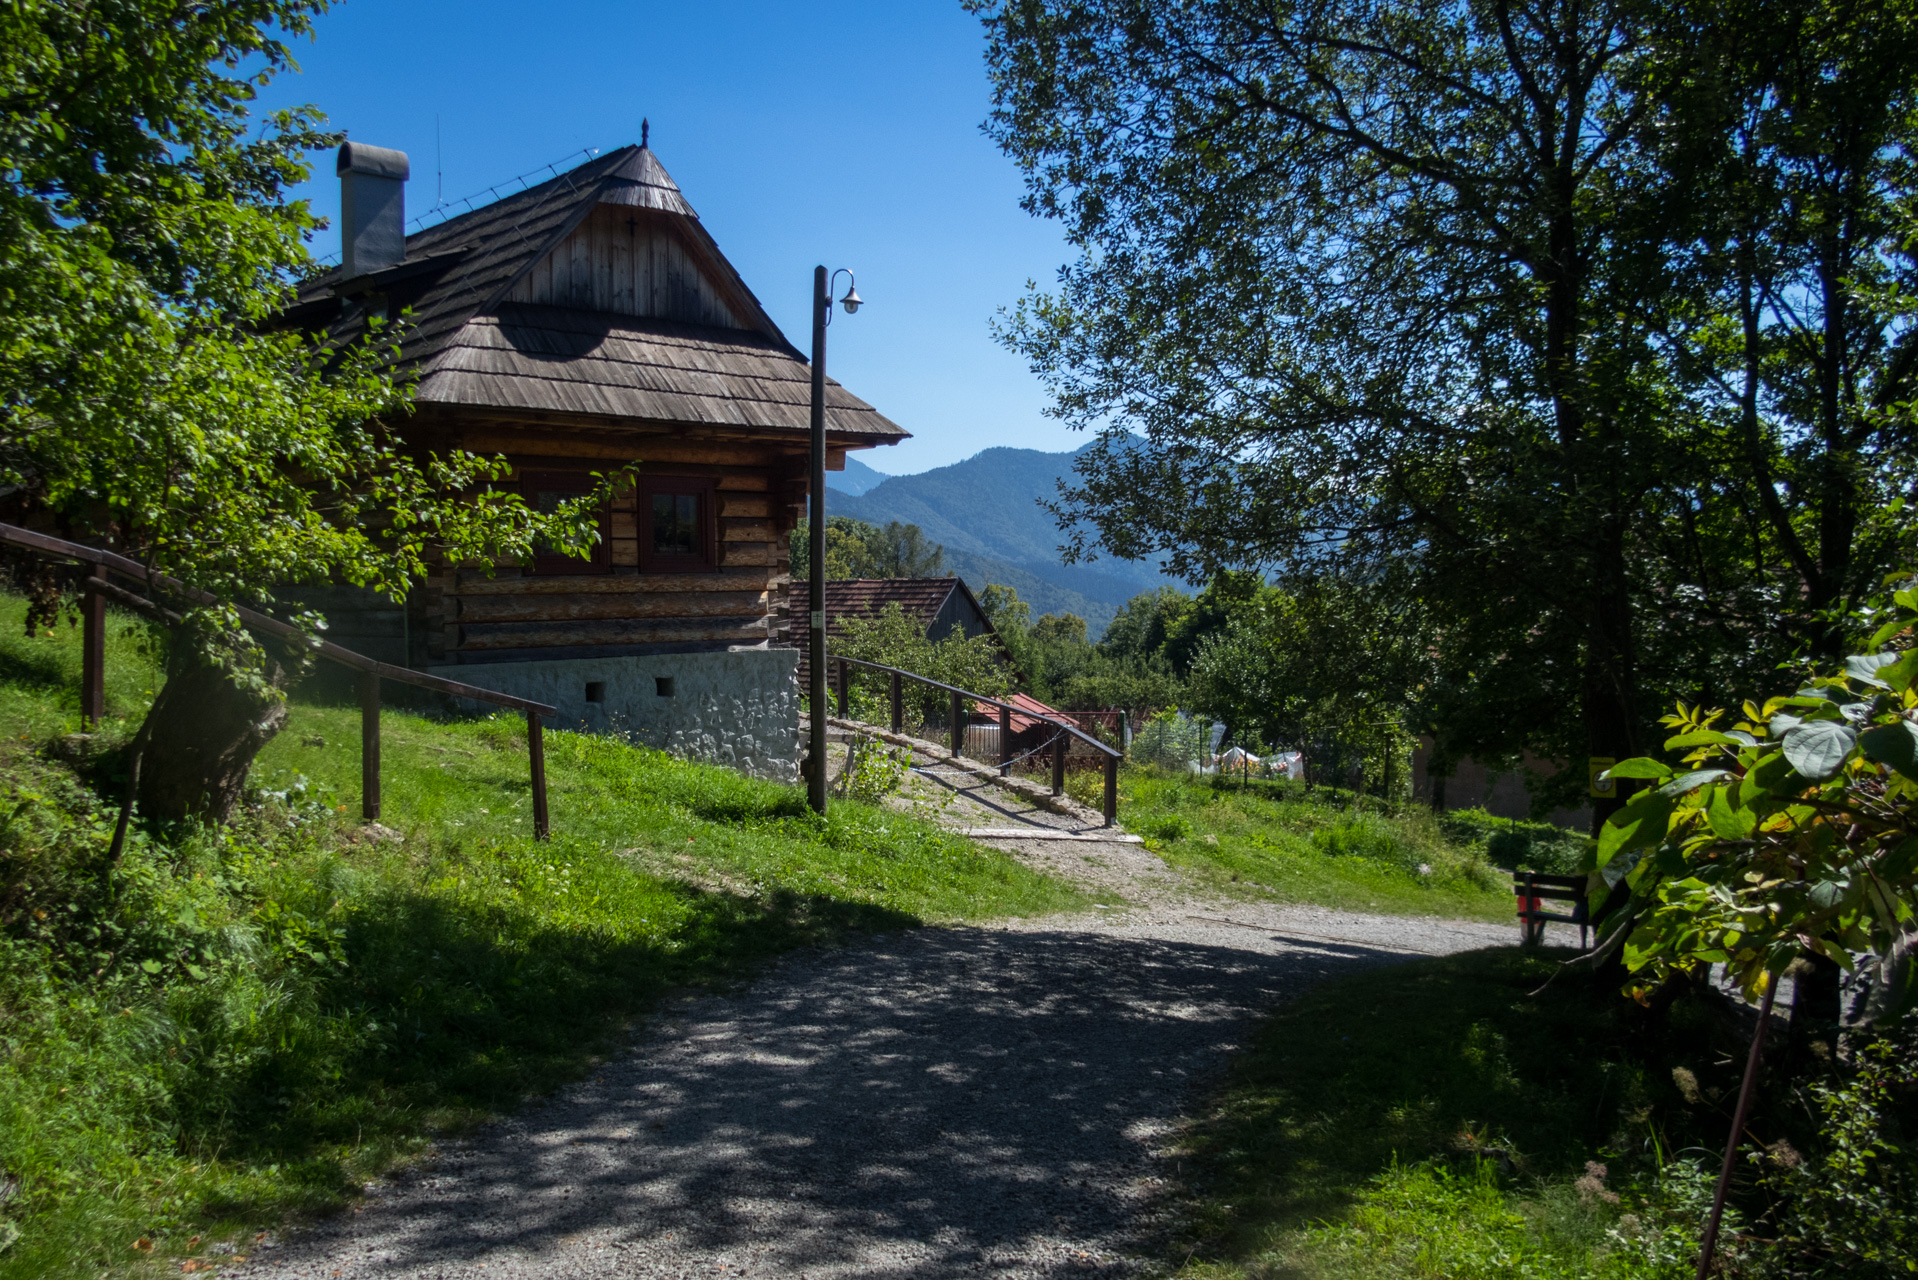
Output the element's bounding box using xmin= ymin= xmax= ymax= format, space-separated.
xmin=652 ymin=492 xmax=699 ymax=556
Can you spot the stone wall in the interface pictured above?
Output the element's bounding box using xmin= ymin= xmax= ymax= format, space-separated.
xmin=428 ymin=648 xmax=800 ymax=782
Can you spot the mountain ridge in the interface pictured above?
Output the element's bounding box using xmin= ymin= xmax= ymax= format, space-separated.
xmin=826 ymin=441 xmax=1178 ymax=636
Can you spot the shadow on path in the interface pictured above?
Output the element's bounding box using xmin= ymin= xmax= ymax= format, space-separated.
xmin=244 ymin=926 xmax=1414 ymax=1279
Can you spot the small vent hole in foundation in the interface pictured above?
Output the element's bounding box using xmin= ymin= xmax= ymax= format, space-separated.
xmin=584 ymin=681 xmax=606 ymax=704
xmin=655 ymin=677 xmax=676 ymax=698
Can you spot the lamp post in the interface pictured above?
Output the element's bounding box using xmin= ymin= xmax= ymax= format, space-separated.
xmin=808 ymin=265 xmax=861 ymax=814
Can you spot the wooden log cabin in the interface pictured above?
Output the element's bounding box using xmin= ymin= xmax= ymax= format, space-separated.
xmin=281 ymin=138 xmax=908 ymax=779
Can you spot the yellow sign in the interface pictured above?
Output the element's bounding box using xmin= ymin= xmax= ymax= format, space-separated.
xmin=1589 ymin=757 xmax=1618 ymax=798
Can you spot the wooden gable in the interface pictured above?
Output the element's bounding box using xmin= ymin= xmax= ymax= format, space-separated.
xmin=505 ymin=205 xmax=749 ymax=330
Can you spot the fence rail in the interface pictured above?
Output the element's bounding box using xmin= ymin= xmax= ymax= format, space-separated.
xmin=0 ymin=523 xmax=556 ymax=838
xmin=825 ymin=653 xmax=1123 ymax=826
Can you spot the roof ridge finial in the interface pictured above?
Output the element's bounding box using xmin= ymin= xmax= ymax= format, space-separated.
xmin=641 ymin=118 xmax=649 ymax=149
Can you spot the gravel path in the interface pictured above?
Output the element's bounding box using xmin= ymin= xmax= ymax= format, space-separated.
xmin=237 ymin=815 xmax=1519 ymax=1279
xmin=239 ymin=911 xmax=1513 ymax=1279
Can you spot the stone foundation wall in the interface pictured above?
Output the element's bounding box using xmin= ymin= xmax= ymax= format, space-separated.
xmin=428 ymin=649 xmax=800 ymax=783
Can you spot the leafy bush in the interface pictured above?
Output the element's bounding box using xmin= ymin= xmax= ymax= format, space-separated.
xmin=842 ymin=735 xmax=910 ymax=805
xmin=1739 ymin=1020 xmax=1918 ymax=1276
xmin=829 ymin=602 xmax=1012 ymax=723
xmin=1145 ymin=813 xmax=1193 ymax=842
xmin=1442 ymin=808 xmax=1592 ymax=875
xmin=1130 ymin=708 xmax=1213 ymax=771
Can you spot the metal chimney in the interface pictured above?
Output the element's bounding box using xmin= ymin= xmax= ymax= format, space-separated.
xmin=337 ymin=142 xmax=410 ymax=279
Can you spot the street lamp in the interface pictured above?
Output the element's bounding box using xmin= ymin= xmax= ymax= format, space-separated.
xmin=808 ymin=266 xmax=861 ymax=814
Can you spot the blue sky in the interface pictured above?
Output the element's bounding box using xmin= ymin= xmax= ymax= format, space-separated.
xmin=255 ymin=0 xmax=1081 ymax=474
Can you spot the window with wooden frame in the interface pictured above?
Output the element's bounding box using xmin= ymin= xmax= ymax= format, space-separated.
xmin=638 ymin=475 xmax=717 ymax=574
xmin=522 ymin=471 xmax=608 ymax=576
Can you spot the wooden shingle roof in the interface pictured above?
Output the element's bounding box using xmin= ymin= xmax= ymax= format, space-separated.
xmin=289 ymin=145 xmax=906 ymax=443
xmin=822 ymin=578 xmax=995 ymax=639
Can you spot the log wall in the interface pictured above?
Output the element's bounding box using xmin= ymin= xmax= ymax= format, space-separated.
xmin=422 ymin=435 xmax=807 ymax=663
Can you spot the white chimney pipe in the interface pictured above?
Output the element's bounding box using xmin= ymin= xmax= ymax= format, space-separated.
xmin=337 ymin=142 xmax=410 ymax=279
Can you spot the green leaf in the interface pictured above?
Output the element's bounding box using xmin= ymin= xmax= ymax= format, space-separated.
xmin=140 ymin=959 xmax=162 ymax=975
xmin=1845 ymin=652 xmax=1901 ymax=687
xmin=1745 ymin=748 xmax=1801 ymax=796
xmin=1706 ymin=786 xmax=1756 ymax=840
xmin=1604 ymin=757 xmax=1674 ymax=781
xmin=1860 ymin=720 xmax=1918 ymax=782
xmin=1880 ymin=649 xmax=1918 ymax=694
xmin=1663 ymin=730 xmax=1742 ymax=751
xmin=1781 ymin=720 xmax=1857 ymax=780
xmin=1658 ymin=769 xmax=1728 ymax=797
xmin=1598 ymin=793 xmax=1674 ymax=867
xmin=1869 ymin=613 xmax=1918 ymax=650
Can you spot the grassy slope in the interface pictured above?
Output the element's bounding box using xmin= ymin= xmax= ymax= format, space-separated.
xmin=0 ymin=597 xmax=1084 ymax=1279
xmin=1114 ymin=769 xmax=1518 ymax=922
xmin=1169 ymin=950 xmax=1751 ymax=1280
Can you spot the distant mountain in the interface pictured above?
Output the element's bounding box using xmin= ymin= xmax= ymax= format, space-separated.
xmin=825 ymin=442 xmax=1179 ymax=637
xmin=826 ymin=455 xmax=891 ymax=497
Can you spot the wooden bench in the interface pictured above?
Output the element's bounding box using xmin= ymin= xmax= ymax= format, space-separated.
xmin=1513 ymin=871 xmax=1591 ymax=948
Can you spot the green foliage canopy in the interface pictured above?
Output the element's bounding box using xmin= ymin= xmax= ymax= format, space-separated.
xmin=971 ymin=0 xmax=1918 ymax=814
xmin=790 ymin=517 xmax=946 ymax=582
xmin=0 ymin=0 xmax=602 ymax=612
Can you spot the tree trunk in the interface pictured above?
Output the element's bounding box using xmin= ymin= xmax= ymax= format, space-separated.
xmin=137 ymin=649 xmax=290 ymax=824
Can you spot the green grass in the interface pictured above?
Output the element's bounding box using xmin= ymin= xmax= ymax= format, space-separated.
xmin=0 ymin=596 xmax=1087 ymax=1279
xmin=1115 ymin=769 xmax=1516 ymax=921
xmin=1167 ymin=949 xmax=1753 ymax=1280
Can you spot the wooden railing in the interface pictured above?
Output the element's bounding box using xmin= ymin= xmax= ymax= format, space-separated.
xmin=0 ymin=524 xmax=557 ymax=839
xmin=825 ymin=653 xmax=1124 ymax=827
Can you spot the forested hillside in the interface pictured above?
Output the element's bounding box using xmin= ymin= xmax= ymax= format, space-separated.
xmin=825 ymin=444 xmax=1177 ymax=635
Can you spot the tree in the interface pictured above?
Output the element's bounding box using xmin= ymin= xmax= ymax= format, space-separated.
xmin=1650 ymin=0 xmax=1918 ymax=659
xmin=0 ymin=0 xmax=602 ymax=822
xmin=1187 ymin=577 xmax=1434 ymax=792
xmin=831 ymin=601 xmax=1013 ymax=722
xmin=981 ymin=580 xmax=1185 ymax=715
xmin=970 ymin=0 xmax=1918 ymax=828
xmin=790 ymin=516 xmax=947 ymax=580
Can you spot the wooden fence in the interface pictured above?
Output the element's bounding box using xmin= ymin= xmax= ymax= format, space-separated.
xmin=825 ymin=654 xmax=1124 ymax=826
xmin=0 ymin=524 xmax=558 ymax=838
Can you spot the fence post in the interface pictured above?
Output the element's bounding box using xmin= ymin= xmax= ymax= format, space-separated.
xmin=834 ymin=657 xmax=848 ymax=717
xmin=890 ymin=670 xmax=903 ymax=734
xmin=950 ymin=690 xmax=964 ymax=757
xmin=359 ymin=670 xmax=381 ymax=822
xmin=999 ymin=704 xmax=1012 ymax=775
xmin=81 ymin=564 xmax=106 ymax=728
xmin=1103 ymin=752 xmax=1119 ymax=827
xmin=527 ymin=709 xmax=550 ymax=841
xmin=1052 ymin=729 xmax=1067 ymax=796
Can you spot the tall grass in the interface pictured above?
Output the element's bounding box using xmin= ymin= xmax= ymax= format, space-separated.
xmin=1169 ymin=950 xmax=1752 ymax=1280
xmin=0 ymin=596 xmax=1086 ymax=1278
xmin=1119 ymin=767 xmax=1513 ymax=919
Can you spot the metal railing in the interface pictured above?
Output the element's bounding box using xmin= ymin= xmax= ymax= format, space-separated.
xmin=0 ymin=524 xmax=558 ymax=838
xmin=825 ymin=653 xmax=1124 ymax=826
